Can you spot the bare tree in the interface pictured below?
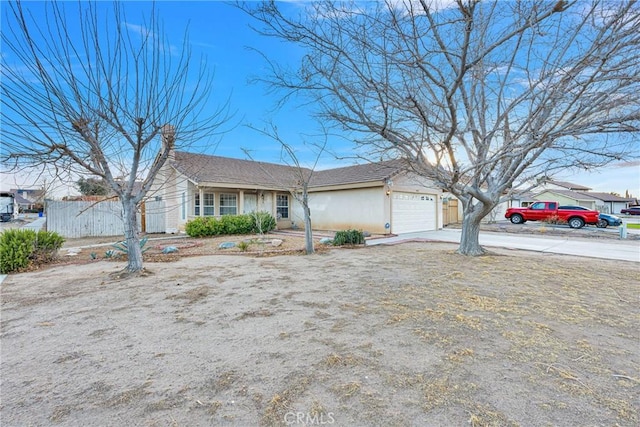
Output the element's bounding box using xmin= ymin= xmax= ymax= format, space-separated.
xmin=244 ymin=123 xmax=327 ymax=255
xmin=240 ymin=0 xmax=640 ymax=255
xmin=1 ymin=1 xmax=230 ymax=274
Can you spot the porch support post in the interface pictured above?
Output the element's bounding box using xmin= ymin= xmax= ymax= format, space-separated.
xmin=272 ymin=191 xmax=277 ymax=218
xmin=199 ymin=187 xmax=204 ymax=217
xmin=239 ymin=190 xmax=244 ymax=214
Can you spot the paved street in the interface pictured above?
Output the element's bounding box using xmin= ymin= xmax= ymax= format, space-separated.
xmin=367 ymin=228 xmax=640 ymax=262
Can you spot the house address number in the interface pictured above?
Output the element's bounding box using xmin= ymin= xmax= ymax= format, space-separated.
xmin=393 ymin=193 xmax=434 ymax=201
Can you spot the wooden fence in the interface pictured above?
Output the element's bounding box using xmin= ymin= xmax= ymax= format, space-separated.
xmin=46 ymin=200 xmax=165 ymax=238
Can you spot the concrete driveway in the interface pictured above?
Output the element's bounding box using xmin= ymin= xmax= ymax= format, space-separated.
xmin=367 ymin=229 xmax=640 ymax=263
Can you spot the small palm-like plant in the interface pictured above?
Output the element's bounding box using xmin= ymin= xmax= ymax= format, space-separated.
xmin=112 ymin=236 xmax=149 ymax=254
xmin=237 ymin=240 xmax=250 ymax=252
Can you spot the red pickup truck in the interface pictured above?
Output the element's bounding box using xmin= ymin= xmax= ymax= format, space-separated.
xmin=504 ymin=201 xmax=599 ymax=229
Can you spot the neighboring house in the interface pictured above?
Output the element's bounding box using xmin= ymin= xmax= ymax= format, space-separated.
xmin=10 ymin=188 xmax=44 ymax=211
xmin=11 ymin=192 xmax=34 ymax=212
xmin=151 ymin=150 xmax=445 ymax=235
xmin=574 ymin=192 xmax=633 ymax=214
xmin=533 ymin=189 xmax=600 ymax=210
xmin=532 ymin=180 xmax=634 ymax=213
xmin=502 ymin=180 xmax=635 ymax=214
xmin=537 ymin=180 xmax=592 ymax=192
xmin=503 ymin=190 xmax=538 ymax=208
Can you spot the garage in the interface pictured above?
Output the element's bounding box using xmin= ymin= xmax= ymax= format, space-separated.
xmin=391 ymin=192 xmax=437 ymax=234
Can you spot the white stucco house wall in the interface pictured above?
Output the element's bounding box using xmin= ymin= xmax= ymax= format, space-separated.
xmin=150 ymin=150 xmax=445 ymax=235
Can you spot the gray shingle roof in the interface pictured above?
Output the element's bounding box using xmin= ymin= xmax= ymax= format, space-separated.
xmin=172 ymin=152 xmax=405 ymax=189
xmin=310 ymin=159 xmax=404 ymax=187
xmin=547 ymin=180 xmax=591 ymax=191
xmin=576 ymin=191 xmax=635 ymax=202
xmin=173 ymin=152 xmax=309 ymax=189
xmin=536 ymin=189 xmax=599 ymax=201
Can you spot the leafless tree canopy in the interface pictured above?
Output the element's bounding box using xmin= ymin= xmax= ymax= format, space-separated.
xmin=1 ymin=1 xmax=231 ymax=272
xmin=244 ymin=123 xmax=328 ymax=255
xmin=242 ymin=0 xmax=640 ymax=254
xmin=1 ymin=1 xmax=229 ymax=199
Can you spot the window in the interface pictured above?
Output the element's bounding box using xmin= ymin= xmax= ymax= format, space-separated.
xmin=276 ymin=194 xmax=289 ymax=219
xmin=219 ymin=193 xmax=237 ymax=216
xmin=530 ymin=202 xmax=545 ymax=210
xmin=195 ymin=192 xmax=215 ymax=216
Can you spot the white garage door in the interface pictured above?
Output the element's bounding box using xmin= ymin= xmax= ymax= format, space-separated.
xmin=391 ymin=192 xmax=437 ymax=234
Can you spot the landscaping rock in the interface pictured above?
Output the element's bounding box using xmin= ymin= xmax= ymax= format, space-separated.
xmin=271 ymin=239 xmax=283 ymax=247
xmin=218 ymin=242 xmax=236 ymax=249
xmin=319 ymin=237 xmax=333 ymax=245
xmin=162 ymin=246 xmax=179 ymax=254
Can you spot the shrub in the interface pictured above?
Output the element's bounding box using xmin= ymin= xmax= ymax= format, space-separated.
xmin=0 ymin=229 xmax=65 ymax=273
xmin=333 ymin=229 xmax=365 ymax=246
xmin=251 ymin=211 xmax=276 ymax=234
xmin=542 ymin=214 xmax=562 ymax=225
xmin=185 ymin=217 xmax=214 ymax=237
xmin=186 ymin=213 xmax=277 ymax=237
xmin=32 ymin=230 xmax=65 ymax=263
xmin=220 ymin=214 xmax=254 ymax=235
xmin=237 ymin=240 xmax=250 ymax=252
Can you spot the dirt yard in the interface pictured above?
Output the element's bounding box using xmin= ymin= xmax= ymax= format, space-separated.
xmin=1 ymin=239 xmax=638 ymax=426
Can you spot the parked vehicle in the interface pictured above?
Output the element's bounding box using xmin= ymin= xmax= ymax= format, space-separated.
xmin=620 ymin=206 xmax=640 ymax=215
xmin=0 ymin=192 xmax=16 ymax=222
xmin=505 ymin=201 xmax=599 ymax=229
xmin=596 ymin=213 xmax=623 ymax=228
xmin=558 ymin=205 xmax=589 ymax=210
xmin=557 ymin=206 xmax=622 ymax=228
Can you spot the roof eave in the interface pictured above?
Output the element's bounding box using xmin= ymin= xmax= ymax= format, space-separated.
xmin=309 ymin=180 xmax=385 ymax=192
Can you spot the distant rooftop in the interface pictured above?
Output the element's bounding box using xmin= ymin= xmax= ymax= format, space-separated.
xmin=545 ymin=180 xmax=591 ymax=191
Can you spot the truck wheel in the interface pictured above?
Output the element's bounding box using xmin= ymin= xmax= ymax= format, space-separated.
xmin=510 ymin=214 xmax=524 ymax=224
xmin=568 ymin=217 xmax=585 ymax=229
xmin=596 ymin=219 xmax=608 ymax=228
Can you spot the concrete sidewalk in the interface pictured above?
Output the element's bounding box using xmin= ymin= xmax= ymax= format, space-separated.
xmin=20 ymin=217 xmax=46 ymax=231
xmin=367 ymin=229 xmax=640 ymax=263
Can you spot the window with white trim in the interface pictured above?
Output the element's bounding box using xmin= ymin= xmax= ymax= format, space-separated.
xmin=276 ymin=194 xmax=289 ymax=219
xmin=195 ymin=192 xmax=215 ymax=216
xmin=219 ymin=193 xmax=237 ymax=216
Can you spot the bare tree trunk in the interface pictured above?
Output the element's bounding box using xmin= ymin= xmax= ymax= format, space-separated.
xmin=457 ymin=197 xmax=495 ymax=256
xmin=121 ymin=198 xmax=143 ymax=273
xmin=303 ymin=201 xmax=314 ymax=255
xmin=458 ymin=214 xmax=485 ymax=256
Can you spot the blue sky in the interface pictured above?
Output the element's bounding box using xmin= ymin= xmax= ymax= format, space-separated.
xmin=1 ymin=1 xmax=638 ymax=198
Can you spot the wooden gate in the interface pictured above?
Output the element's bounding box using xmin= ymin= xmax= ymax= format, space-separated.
xmin=443 ymin=198 xmax=459 ymax=225
xmin=141 ymin=200 xmax=166 ymax=233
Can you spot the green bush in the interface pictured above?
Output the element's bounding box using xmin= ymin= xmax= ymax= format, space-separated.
xmin=220 ymin=214 xmax=254 ymax=235
xmin=333 ymin=229 xmax=365 ymax=246
xmin=0 ymin=229 xmax=65 ymax=273
xmin=185 ymin=217 xmax=214 ymax=237
xmin=251 ymin=211 xmax=276 ymax=234
xmin=32 ymin=230 xmax=65 ymax=263
xmin=186 ymin=213 xmax=273 ymax=237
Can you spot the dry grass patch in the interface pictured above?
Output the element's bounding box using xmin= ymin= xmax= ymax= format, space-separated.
xmin=2 ymin=242 xmax=638 ymax=426
xmin=322 ymin=352 xmax=363 ymax=368
xmin=261 ymin=374 xmax=312 ymax=426
xmin=235 ymin=308 xmax=274 ymax=320
xmin=103 ymin=381 xmax=153 ymax=407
